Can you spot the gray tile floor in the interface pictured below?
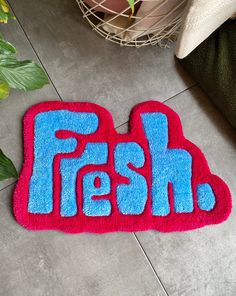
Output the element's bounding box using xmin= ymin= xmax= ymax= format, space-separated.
xmin=0 ymin=1 xmax=235 ymax=295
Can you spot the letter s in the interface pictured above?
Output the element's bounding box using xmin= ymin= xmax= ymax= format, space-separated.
xmin=114 ymin=142 xmax=148 ymax=215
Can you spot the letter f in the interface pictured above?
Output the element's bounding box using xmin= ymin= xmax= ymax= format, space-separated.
xmin=28 ymin=110 xmax=99 ymax=214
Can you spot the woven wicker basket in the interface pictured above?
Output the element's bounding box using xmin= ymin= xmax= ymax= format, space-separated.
xmin=76 ymin=0 xmax=187 ymax=48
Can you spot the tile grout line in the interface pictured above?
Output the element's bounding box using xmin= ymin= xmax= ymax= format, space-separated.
xmin=7 ymin=0 xmax=63 ymax=102
xmin=115 ymin=83 xmax=197 ymax=129
xmin=162 ymin=83 xmax=197 ymax=105
xmin=115 ymin=121 xmax=129 ymax=129
xmin=133 ymin=233 xmax=170 ymax=296
xmin=0 ymin=181 xmax=17 ymax=192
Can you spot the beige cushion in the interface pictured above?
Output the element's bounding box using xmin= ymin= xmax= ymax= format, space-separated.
xmin=175 ymin=0 xmax=236 ymax=59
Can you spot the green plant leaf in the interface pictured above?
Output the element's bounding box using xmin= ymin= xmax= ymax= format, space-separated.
xmin=0 ymin=9 xmax=8 ymax=23
xmin=0 ymin=79 xmax=9 ymax=99
xmin=0 ymin=0 xmax=10 ymax=13
xmin=0 ymin=0 xmax=15 ymax=23
xmin=0 ymin=35 xmax=49 ymax=96
xmin=127 ymin=0 xmax=134 ymax=14
xmin=0 ymin=149 xmax=18 ymax=181
xmin=0 ymin=60 xmax=49 ymax=91
xmin=0 ymin=38 xmax=16 ymax=55
xmin=0 ymin=54 xmax=17 ymax=65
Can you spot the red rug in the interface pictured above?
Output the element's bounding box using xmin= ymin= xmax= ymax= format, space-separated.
xmin=13 ymin=101 xmax=232 ymax=233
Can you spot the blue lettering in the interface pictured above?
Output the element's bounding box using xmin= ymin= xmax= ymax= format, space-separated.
xmin=142 ymin=113 xmax=193 ymax=216
xmin=28 ymin=110 xmax=98 ymax=214
xmin=114 ymin=142 xmax=148 ymax=215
